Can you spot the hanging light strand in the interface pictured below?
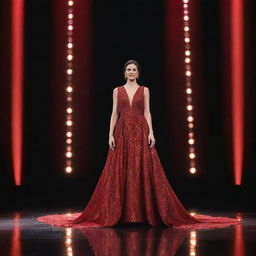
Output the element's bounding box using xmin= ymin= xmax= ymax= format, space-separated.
xmin=65 ymin=0 xmax=75 ymax=174
xmin=182 ymin=0 xmax=197 ymax=174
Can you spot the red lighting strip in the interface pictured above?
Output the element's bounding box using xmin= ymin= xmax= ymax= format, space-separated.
xmin=11 ymin=0 xmax=24 ymax=186
xmin=231 ymin=0 xmax=244 ymax=185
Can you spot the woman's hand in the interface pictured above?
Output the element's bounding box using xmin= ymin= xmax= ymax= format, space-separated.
xmin=109 ymin=135 xmax=115 ymax=151
xmin=148 ymin=133 xmax=155 ymax=148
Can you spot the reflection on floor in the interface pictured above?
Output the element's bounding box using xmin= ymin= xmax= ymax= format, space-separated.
xmin=0 ymin=209 xmax=255 ymax=256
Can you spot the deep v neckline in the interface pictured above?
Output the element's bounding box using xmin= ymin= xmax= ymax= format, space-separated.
xmin=122 ymin=86 xmax=141 ymax=108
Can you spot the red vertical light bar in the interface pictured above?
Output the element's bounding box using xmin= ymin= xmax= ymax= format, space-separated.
xmin=231 ymin=0 xmax=244 ymax=185
xmin=11 ymin=0 xmax=24 ymax=186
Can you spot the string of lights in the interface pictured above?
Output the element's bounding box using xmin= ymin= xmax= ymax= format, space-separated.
xmin=182 ymin=0 xmax=197 ymax=174
xmin=65 ymin=0 xmax=75 ymax=174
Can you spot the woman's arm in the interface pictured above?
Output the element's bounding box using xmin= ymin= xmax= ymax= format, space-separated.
xmin=144 ymin=87 xmax=154 ymax=135
xmin=144 ymin=87 xmax=155 ymax=148
xmin=109 ymin=87 xmax=119 ymax=137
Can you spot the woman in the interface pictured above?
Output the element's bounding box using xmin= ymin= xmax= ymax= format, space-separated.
xmin=38 ymin=60 xmax=240 ymax=228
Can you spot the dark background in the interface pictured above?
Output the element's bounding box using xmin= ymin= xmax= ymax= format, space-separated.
xmin=0 ymin=0 xmax=255 ymax=212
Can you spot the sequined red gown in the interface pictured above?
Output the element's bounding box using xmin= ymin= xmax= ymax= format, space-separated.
xmin=37 ymin=86 xmax=240 ymax=228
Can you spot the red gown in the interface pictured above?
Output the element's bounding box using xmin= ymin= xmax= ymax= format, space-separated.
xmin=37 ymin=86 xmax=240 ymax=229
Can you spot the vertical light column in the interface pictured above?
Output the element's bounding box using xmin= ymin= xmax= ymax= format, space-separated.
xmin=11 ymin=0 xmax=24 ymax=185
xmin=65 ymin=0 xmax=75 ymax=174
xmin=231 ymin=0 xmax=244 ymax=185
xmin=182 ymin=0 xmax=197 ymax=174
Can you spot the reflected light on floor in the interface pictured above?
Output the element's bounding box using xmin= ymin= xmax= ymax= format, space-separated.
xmin=11 ymin=213 xmax=21 ymax=256
xmin=234 ymin=213 xmax=245 ymax=256
xmin=65 ymin=227 xmax=73 ymax=256
xmin=189 ymin=230 xmax=197 ymax=256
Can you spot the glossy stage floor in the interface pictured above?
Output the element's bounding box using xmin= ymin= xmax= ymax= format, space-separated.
xmin=0 ymin=208 xmax=255 ymax=256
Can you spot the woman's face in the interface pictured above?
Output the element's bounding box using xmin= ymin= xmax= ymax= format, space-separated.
xmin=124 ymin=64 xmax=139 ymax=81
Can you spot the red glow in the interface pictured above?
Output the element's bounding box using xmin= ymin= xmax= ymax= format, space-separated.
xmin=234 ymin=213 xmax=245 ymax=256
xmin=11 ymin=0 xmax=24 ymax=186
xmin=11 ymin=213 xmax=21 ymax=256
xmin=231 ymin=0 xmax=244 ymax=185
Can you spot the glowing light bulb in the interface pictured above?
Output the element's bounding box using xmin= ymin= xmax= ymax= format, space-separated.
xmin=67 ymin=55 xmax=73 ymax=60
xmin=67 ymin=107 xmax=73 ymax=113
xmin=188 ymin=138 xmax=194 ymax=144
xmin=184 ymin=15 xmax=189 ymax=21
xmin=66 ymin=120 xmax=73 ymax=126
xmin=187 ymin=116 xmax=193 ymax=122
xmin=66 ymin=167 xmax=72 ymax=173
xmin=68 ymin=25 xmax=73 ymax=31
xmin=68 ymin=13 xmax=74 ymax=19
xmin=190 ymin=167 xmax=196 ymax=174
xmin=187 ymin=105 xmax=193 ymax=110
xmin=186 ymin=71 xmax=191 ymax=77
xmin=185 ymin=37 xmax=190 ymax=43
xmin=67 ymin=69 xmax=73 ymax=75
xmin=189 ymin=153 xmax=195 ymax=159
xmin=66 ymin=152 xmax=72 ymax=158
xmin=185 ymin=57 xmax=191 ymax=63
xmin=67 ymin=86 xmax=73 ymax=92
xmin=185 ymin=50 xmax=191 ymax=56
xmin=67 ymin=43 xmax=73 ymax=48
xmin=186 ymin=88 xmax=192 ymax=94
xmin=66 ymin=238 xmax=72 ymax=244
xmin=188 ymin=123 xmax=194 ymax=128
xmin=68 ymin=1 xmax=74 ymax=6
xmin=66 ymin=132 xmax=72 ymax=137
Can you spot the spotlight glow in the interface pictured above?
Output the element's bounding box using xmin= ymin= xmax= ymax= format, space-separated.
xmin=231 ymin=0 xmax=244 ymax=185
xmin=11 ymin=0 xmax=25 ymax=185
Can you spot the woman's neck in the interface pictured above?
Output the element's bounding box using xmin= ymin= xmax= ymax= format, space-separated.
xmin=125 ymin=80 xmax=139 ymax=87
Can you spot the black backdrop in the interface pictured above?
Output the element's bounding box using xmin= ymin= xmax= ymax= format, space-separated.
xmin=0 ymin=0 xmax=255 ymax=212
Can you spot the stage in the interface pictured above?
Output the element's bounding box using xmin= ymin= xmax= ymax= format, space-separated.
xmin=0 ymin=209 xmax=255 ymax=256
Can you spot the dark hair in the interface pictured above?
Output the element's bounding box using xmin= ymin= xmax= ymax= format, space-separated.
xmin=123 ymin=60 xmax=141 ymax=77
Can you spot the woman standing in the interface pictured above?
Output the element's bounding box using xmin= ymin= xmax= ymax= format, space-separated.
xmin=38 ymin=60 xmax=240 ymax=228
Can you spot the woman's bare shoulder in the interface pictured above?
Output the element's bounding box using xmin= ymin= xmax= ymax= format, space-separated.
xmin=143 ymin=86 xmax=150 ymax=92
xmin=113 ymin=86 xmax=119 ymax=92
